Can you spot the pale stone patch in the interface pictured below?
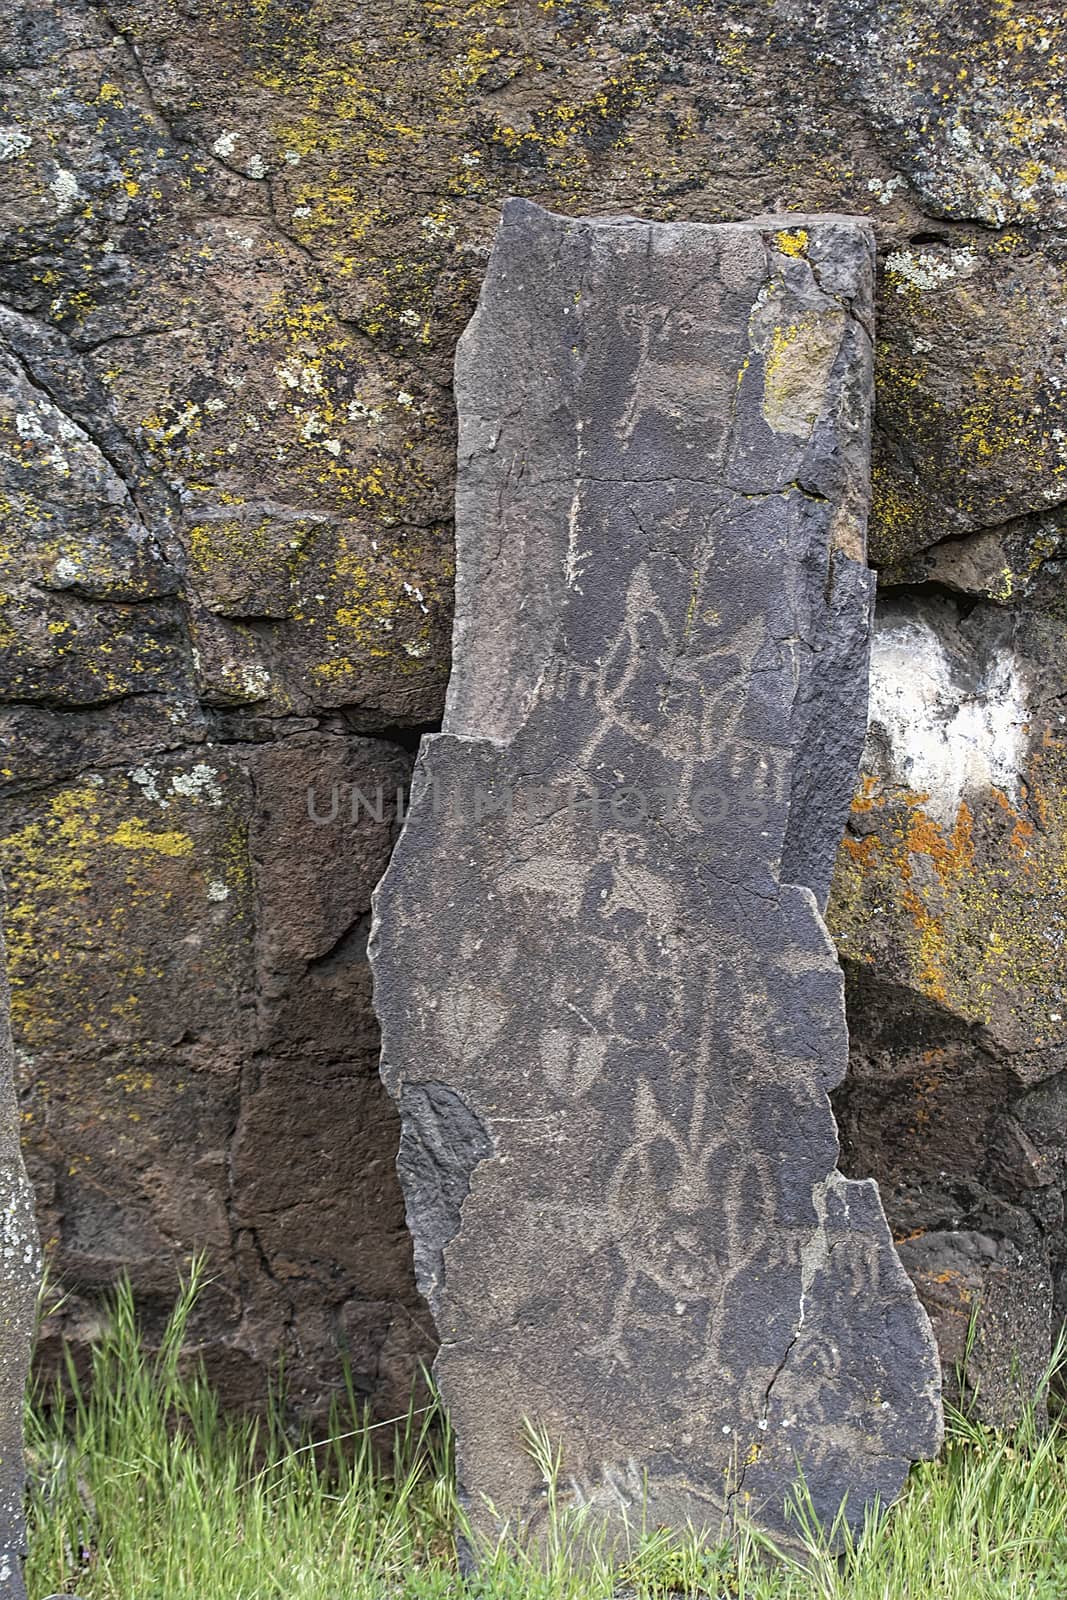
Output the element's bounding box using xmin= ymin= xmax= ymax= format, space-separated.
xmin=867 ymin=609 xmax=1027 ymax=824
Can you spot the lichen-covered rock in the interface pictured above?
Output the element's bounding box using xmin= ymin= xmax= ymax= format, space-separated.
xmin=0 ymin=741 xmax=429 ymax=1418
xmin=0 ymin=0 xmax=1063 ymax=1417
xmin=871 ymin=238 xmax=1067 ymax=571
xmin=777 ymin=0 xmax=1067 ymax=229
xmin=828 ymin=584 xmax=1067 ymax=1419
xmin=0 ymin=887 xmax=40 ymax=1600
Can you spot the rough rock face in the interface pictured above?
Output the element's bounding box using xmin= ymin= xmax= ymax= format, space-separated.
xmin=371 ymin=200 xmax=942 ymax=1546
xmin=829 ymin=583 xmax=1067 ymax=1422
xmin=0 ymin=0 xmax=1063 ymax=1414
xmin=0 ymin=888 xmax=40 ymax=1600
xmin=1 ymin=739 xmax=431 ymax=1417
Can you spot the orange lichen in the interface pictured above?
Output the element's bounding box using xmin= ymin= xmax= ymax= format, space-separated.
xmin=828 ymin=741 xmax=1067 ymax=1038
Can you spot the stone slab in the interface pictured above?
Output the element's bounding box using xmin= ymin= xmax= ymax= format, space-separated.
xmin=372 ymin=198 xmax=945 ymax=1547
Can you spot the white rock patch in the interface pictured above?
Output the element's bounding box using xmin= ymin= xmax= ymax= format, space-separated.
xmin=867 ymin=609 xmax=1028 ymax=825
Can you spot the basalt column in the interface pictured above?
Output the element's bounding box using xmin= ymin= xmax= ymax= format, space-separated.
xmin=0 ymin=884 xmax=40 ymax=1600
xmin=370 ymin=199 xmax=943 ymax=1548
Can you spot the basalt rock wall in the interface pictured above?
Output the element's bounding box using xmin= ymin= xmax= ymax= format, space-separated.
xmin=0 ymin=0 xmax=1064 ymax=1414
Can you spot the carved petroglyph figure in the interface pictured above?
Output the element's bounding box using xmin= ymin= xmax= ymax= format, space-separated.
xmin=371 ymin=199 xmax=942 ymax=1551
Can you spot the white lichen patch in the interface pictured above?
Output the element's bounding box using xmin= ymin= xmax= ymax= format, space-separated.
xmin=129 ymin=765 xmax=165 ymax=805
xmin=0 ymin=1171 xmax=41 ymax=1273
xmin=206 ymin=880 xmax=230 ymax=901
xmin=0 ymin=125 xmax=31 ymax=161
xmin=276 ymin=360 xmax=323 ymax=396
xmin=50 ymin=167 xmax=81 ymax=213
xmin=420 ymin=211 xmax=456 ymax=240
xmin=866 ymin=174 xmax=906 ymax=206
xmin=50 ymin=556 xmax=80 ymax=585
xmin=885 ymin=247 xmax=979 ymax=293
xmin=169 ymin=763 xmax=223 ymax=806
xmin=13 ymin=399 xmax=82 ymax=476
xmin=212 ymin=130 xmax=239 ymax=157
xmin=348 ymin=398 xmax=385 ymax=424
xmin=866 ymin=607 xmax=1028 ymax=824
xmin=143 ymin=401 xmax=201 ymax=443
xmin=14 ymin=412 xmax=41 ymax=440
xmin=240 ymin=664 xmax=270 ymax=697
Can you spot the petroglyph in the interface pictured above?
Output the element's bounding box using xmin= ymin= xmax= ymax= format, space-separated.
xmin=371 ymin=200 xmax=943 ymax=1551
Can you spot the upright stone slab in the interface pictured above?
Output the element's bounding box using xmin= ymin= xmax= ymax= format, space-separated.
xmin=371 ymin=199 xmax=942 ymax=1548
xmin=0 ymin=885 xmax=40 ymax=1599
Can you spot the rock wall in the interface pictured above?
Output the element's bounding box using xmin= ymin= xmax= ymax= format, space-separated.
xmin=0 ymin=889 xmax=39 ymax=1600
xmin=0 ymin=0 xmax=1063 ymax=1412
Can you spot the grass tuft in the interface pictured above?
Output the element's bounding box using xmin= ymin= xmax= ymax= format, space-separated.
xmin=26 ymin=1266 xmax=1067 ymax=1599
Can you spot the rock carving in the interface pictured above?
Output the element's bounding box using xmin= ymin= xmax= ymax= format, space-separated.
xmin=371 ymin=199 xmax=943 ymax=1550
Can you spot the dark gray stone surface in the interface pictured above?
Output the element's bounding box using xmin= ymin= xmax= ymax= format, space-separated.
xmin=371 ymin=199 xmax=943 ymax=1550
xmin=0 ymin=885 xmax=40 ymax=1600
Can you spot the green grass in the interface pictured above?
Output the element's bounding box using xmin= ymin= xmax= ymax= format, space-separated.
xmin=26 ymin=1263 xmax=1067 ymax=1599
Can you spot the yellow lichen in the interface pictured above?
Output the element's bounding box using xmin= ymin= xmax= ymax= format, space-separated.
xmin=107 ymin=819 xmax=195 ymax=857
xmin=774 ymin=228 xmax=808 ymax=258
xmin=828 ymin=744 xmax=1067 ymax=1042
xmin=761 ymin=312 xmax=843 ymax=438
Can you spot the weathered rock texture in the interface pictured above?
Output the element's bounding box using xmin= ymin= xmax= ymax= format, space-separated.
xmin=829 ymin=583 xmax=1067 ymax=1423
xmin=0 ymin=0 xmax=1063 ymax=1417
xmin=0 ymin=887 xmax=40 ymax=1600
xmin=371 ymin=200 xmax=942 ymax=1545
xmin=0 ymin=738 xmax=432 ymax=1419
